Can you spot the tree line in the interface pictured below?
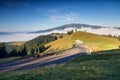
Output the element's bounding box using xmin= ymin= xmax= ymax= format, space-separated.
xmin=0 ymin=35 xmax=57 ymax=58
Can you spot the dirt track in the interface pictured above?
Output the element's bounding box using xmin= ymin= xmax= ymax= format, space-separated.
xmin=0 ymin=44 xmax=88 ymax=74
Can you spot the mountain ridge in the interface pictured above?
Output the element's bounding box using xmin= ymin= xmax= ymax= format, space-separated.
xmin=28 ymin=23 xmax=120 ymax=36
xmin=29 ymin=23 xmax=106 ymax=33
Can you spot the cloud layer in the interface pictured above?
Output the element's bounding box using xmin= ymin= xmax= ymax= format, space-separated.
xmin=36 ymin=8 xmax=79 ymax=23
xmin=48 ymin=12 xmax=79 ymax=22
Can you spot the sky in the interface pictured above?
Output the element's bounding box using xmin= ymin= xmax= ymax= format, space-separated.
xmin=0 ymin=0 xmax=120 ymax=32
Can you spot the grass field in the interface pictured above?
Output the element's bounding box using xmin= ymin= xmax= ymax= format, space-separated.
xmin=0 ymin=57 xmax=21 ymax=65
xmin=45 ymin=31 xmax=120 ymax=52
xmin=0 ymin=56 xmax=35 ymax=65
xmin=0 ymin=49 xmax=120 ymax=80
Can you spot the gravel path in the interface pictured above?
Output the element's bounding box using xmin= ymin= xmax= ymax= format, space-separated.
xmin=0 ymin=44 xmax=88 ymax=74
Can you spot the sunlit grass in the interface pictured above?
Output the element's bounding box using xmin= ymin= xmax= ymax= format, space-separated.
xmin=45 ymin=31 xmax=120 ymax=52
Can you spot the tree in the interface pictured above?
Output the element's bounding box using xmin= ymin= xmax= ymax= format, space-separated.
xmin=67 ymin=30 xmax=74 ymax=35
xmin=0 ymin=35 xmax=58 ymax=58
xmin=19 ymin=46 xmax=27 ymax=56
xmin=0 ymin=43 xmax=8 ymax=58
xmin=75 ymin=29 xmax=77 ymax=32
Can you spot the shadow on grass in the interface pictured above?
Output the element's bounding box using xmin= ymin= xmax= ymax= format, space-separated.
xmin=69 ymin=49 xmax=120 ymax=63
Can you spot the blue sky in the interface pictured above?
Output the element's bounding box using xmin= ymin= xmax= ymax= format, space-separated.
xmin=0 ymin=0 xmax=120 ymax=32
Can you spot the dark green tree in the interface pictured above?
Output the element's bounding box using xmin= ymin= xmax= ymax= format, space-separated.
xmin=0 ymin=43 xmax=8 ymax=58
xmin=67 ymin=30 xmax=74 ymax=35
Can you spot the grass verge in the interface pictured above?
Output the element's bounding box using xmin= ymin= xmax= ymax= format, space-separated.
xmin=0 ymin=49 xmax=120 ymax=80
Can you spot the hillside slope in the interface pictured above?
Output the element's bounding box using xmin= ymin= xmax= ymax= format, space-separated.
xmin=45 ymin=31 xmax=120 ymax=52
xmin=1 ymin=49 xmax=120 ymax=80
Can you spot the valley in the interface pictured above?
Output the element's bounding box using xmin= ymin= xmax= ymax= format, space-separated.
xmin=0 ymin=30 xmax=120 ymax=77
xmin=0 ymin=0 xmax=120 ymax=79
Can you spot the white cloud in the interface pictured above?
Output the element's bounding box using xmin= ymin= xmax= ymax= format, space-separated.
xmin=36 ymin=8 xmax=79 ymax=22
xmin=48 ymin=12 xmax=79 ymax=22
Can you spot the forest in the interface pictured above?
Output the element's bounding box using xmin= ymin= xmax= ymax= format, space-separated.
xmin=0 ymin=35 xmax=57 ymax=58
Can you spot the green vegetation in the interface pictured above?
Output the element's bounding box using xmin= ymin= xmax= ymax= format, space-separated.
xmin=0 ymin=49 xmax=120 ymax=80
xmin=0 ymin=35 xmax=57 ymax=58
xmin=0 ymin=56 xmax=34 ymax=65
xmin=25 ymin=35 xmax=57 ymax=55
xmin=67 ymin=30 xmax=74 ymax=35
xmin=69 ymin=49 xmax=120 ymax=63
xmin=1 ymin=31 xmax=120 ymax=58
xmin=46 ymin=31 xmax=120 ymax=52
xmin=102 ymin=34 xmax=120 ymax=41
xmin=0 ymin=57 xmax=20 ymax=64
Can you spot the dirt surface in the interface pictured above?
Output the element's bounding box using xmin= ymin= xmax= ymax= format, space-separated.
xmin=0 ymin=44 xmax=88 ymax=74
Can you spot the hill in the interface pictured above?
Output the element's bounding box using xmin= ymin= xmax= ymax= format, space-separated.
xmin=0 ymin=35 xmax=58 ymax=58
xmin=25 ymin=34 xmax=57 ymax=55
xmin=29 ymin=23 xmax=120 ymax=36
xmin=1 ymin=49 xmax=120 ymax=80
xmin=45 ymin=31 xmax=120 ymax=52
xmin=29 ymin=23 xmax=103 ymax=33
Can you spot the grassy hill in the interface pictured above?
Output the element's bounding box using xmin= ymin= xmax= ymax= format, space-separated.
xmin=45 ymin=31 xmax=120 ymax=53
xmin=0 ymin=49 xmax=120 ymax=80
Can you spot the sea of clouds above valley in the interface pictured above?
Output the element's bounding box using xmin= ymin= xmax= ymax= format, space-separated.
xmin=0 ymin=27 xmax=120 ymax=42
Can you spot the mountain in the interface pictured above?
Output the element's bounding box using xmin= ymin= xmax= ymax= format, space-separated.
xmin=1 ymin=23 xmax=120 ymax=42
xmin=29 ymin=23 xmax=120 ymax=36
xmin=45 ymin=31 xmax=120 ymax=52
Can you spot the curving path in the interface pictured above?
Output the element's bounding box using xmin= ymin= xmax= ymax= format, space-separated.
xmin=0 ymin=44 xmax=89 ymax=74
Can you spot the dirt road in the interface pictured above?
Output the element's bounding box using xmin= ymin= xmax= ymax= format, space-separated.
xmin=0 ymin=44 xmax=88 ymax=74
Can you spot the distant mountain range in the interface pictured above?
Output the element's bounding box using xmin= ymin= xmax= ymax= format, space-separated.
xmin=1 ymin=23 xmax=120 ymax=36
xmin=29 ymin=23 xmax=120 ymax=36
xmin=0 ymin=23 xmax=120 ymax=42
xmin=29 ymin=23 xmax=104 ymax=33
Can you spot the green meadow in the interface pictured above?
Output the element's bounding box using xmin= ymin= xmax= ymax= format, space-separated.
xmin=0 ymin=49 xmax=120 ymax=80
xmin=45 ymin=31 xmax=120 ymax=52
